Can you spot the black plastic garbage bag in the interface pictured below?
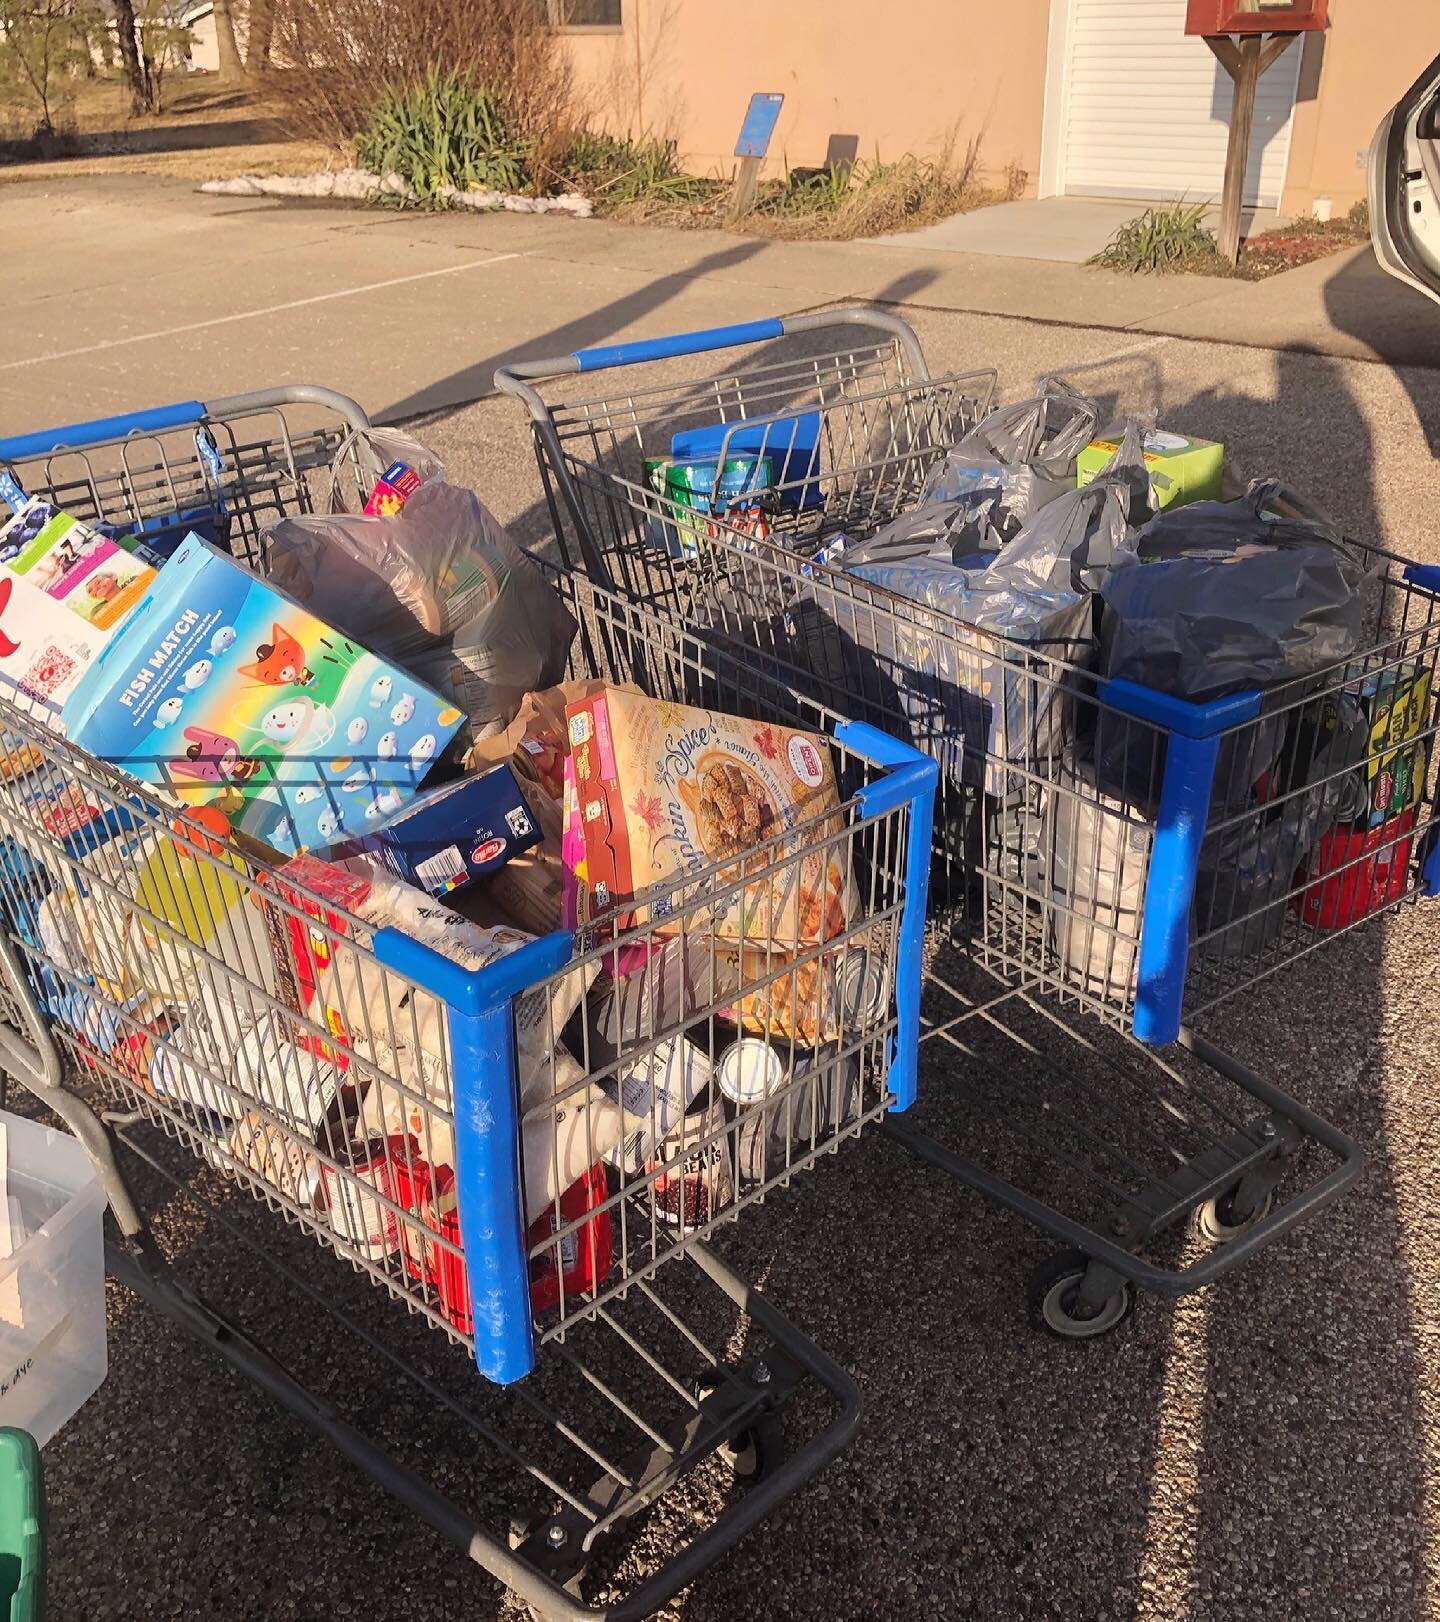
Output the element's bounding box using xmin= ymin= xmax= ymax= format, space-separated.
xmin=1095 ymin=479 xmax=1367 ymax=811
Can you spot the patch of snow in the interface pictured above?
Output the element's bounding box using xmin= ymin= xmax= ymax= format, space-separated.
xmin=197 ymin=169 xmax=592 ymax=216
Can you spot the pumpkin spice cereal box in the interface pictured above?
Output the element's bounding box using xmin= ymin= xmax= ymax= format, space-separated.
xmin=566 ymin=687 xmax=856 ymax=948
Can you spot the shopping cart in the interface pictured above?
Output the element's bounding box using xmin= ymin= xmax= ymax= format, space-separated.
xmin=496 ymin=308 xmax=1400 ymax=1334
xmin=0 ymin=388 xmax=939 ymax=1616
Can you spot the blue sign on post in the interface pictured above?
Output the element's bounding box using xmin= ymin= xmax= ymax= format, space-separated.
xmin=735 ymin=93 xmax=784 ymax=159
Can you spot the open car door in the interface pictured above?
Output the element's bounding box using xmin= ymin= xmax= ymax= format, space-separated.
xmin=1369 ymin=52 xmax=1440 ymax=305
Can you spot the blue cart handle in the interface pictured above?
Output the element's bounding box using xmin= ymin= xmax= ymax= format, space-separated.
xmin=572 ymin=319 xmax=785 ymax=372
xmin=0 ymin=402 xmax=207 ymax=464
xmin=496 ymin=307 xmax=932 ymax=404
xmin=0 ymin=385 xmax=372 ymax=467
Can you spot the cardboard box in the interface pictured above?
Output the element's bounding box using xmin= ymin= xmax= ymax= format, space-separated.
xmin=1349 ymin=664 xmax=1432 ymax=828
xmin=671 ymin=412 xmax=821 ymax=509
xmin=331 ymin=763 xmax=541 ymax=897
xmin=1076 ymin=428 xmax=1223 ymax=511
xmin=0 ymin=501 xmax=158 ymax=726
xmin=363 ymin=461 xmax=423 ymax=518
xmin=61 ymin=533 xmax=465 ymax=856
xmin=566 ymin=686 xmax=855 ymax=946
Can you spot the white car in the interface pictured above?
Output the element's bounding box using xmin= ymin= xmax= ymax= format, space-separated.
xmin=1369 ymin=53 xmax=1440 ymax=302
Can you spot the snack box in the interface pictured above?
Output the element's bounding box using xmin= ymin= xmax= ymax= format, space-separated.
xmin=0 ymin=501 xmax=162 ymax=729
xmin=1076 ymin=427 xmax=1223 ymax=510
xmin=60 ymin=533 xmax=465 ymax=856
xmin=363 ymin=460 xmax=423 ymax=518
xmin=566 ymin=686 xmax=855 ymax=947
xmin=330 ymin=762 xmax=541 ymax=897
xmin=1348 ymin=664 xmax=1432 ymax=828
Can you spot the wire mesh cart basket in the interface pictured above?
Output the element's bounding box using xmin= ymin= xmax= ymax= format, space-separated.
xmin=495 ymin=308 xmax=1409 ymax=1334
xmin=0 ymin=387 xmax=941 ymax=1616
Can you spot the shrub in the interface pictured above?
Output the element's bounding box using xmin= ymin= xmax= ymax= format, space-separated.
xmin=1089 ymin=200 xmax=1226 ymax=275
xmin=748 ymin=134 xmax=988 ymax=239
xmin=356 ymin=70 xmax=530 ymax=200
xmin=558 ymin=130 xmax=709 ymax=204
xmin=278 ymin=0 xmax=576 ymax=185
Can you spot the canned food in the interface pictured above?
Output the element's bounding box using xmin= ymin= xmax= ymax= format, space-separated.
xmin=319 ymin=1133 xmax=402 ymax=1261
xmin=715 ymin=1037 xmax=785 ymax=1106
xmin=647 ymin=1099 xmax=733 ymax=1231
xmin=733 ymin=1048 xmax=861 ymax=1186
xmin=834 ymin=948 xmax=888 ymax=1026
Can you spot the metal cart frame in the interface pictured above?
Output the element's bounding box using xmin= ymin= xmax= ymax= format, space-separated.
xmin=495 ymin=309 xmax=1385 ymax=1334
xmin=0 ymin=386 xmax=947 ymax=1614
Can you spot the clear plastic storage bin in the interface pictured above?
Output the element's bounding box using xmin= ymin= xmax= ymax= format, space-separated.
xmin=0 ymin=1114 xmax=106 ymax=1447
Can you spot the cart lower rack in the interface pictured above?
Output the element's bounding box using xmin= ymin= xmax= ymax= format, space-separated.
xmin=0 ymin=387 xmax=941 ymax=1614
xmin=497 ymin=308 xmax=1376 ymax=1331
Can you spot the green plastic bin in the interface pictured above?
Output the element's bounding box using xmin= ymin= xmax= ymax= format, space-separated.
xmin=0 ymin=1430 xmax=43 ymax=1622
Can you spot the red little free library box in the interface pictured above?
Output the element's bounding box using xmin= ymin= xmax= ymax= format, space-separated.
xmin=1184 ymin=0 xmax=1327 ymax=34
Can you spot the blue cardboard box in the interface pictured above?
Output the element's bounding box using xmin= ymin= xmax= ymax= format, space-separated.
xmin=671 ymin=411 xmax=822 ymax=510
xmin=61 ymin=533 xmax=466 ymax=856
xmin=331 ymin=763 xmax=542 ymax=896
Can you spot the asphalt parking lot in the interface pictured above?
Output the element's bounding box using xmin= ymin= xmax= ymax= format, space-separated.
xmin=9 ymin=176 xmax=1440 ymax=1620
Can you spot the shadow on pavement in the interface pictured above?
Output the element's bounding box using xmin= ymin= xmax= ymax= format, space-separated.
xmin=1323 ymin=249 xmax=1440 ymax=442
xmin=55 ymin=118 xmax=288 ymax=156
xmin=381 ymin=239 xmax=784 ymax=422
xmin=1167 ymin=348 xmax=1433 ymax=1616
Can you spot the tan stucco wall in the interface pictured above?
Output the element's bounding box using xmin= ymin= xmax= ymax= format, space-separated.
xmin=1282 ymin=4 xmax=1440 ymax=216
xmin=564 ymin=0 xmax=1050 ymax=190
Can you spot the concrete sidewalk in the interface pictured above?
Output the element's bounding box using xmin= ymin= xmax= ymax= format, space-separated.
xmin=2 ymin=174 xmax=1437 ymax=435
xmin=868 ymin=195 xmax=1286 ymax=263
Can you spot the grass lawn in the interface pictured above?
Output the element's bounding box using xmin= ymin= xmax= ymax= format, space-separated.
xmin=0 ymin=71 xmax=335 ymax=182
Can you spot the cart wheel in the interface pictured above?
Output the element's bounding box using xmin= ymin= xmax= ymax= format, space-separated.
xmin=696 ymin=1376 xmax=782 ymax=1481
xmin=1193 ymin=1187 xmax=1274 ymax=1245
xmin=1029 ymin=1251 xmax=1134 ymax=1341
xmin=717 ymin=1414 xmax=781 ymax=1481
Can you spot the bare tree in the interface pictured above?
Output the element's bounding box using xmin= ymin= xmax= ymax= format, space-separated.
xmin=245 ymin=0 xmax=274 ymax=72
xmin=211 ymin=0 xmax=243 ymax=83
xmin=110 ymin=0 xmax=152 ymax=112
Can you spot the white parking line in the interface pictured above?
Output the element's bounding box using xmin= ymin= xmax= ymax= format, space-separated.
xmin=1 ymin=253 xmax=523 ymax=371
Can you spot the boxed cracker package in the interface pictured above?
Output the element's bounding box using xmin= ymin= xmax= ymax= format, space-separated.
xmin=330 ymin=762 xmax=541 ymax=898
xmin=1349 ymin=664 xmax=1431 ymax=828
xmin=59 ymin=533 xmax=466 ymax=855
xmin=566 ymin=687 xmax=856 ymax=947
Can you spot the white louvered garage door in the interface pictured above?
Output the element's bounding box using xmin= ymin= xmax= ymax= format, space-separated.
xmin=1058 ymin=0 xmax=1302 ymax=207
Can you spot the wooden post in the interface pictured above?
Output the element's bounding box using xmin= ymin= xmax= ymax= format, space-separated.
xmin=728 ymin=155 xmax=762 ymax=224
xmin=1205 ymin=31 xmax=1298 ymax=266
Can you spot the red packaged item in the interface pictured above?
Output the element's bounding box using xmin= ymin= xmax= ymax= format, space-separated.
xmin=362 ymin=460 xmax=423 ymax=518
xmin=1296 ymin=808 xmax=1417 ymax=932
xmin=393 ymin=1151 xmax=472 ymax=1334
xmin=395 ymin=1156 xmax=613 ymax=1329
xmin=526 ymin=1164 xmax=613 ymax=1315
xmin=257 ymin=862 xmax=359 ymax=1069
